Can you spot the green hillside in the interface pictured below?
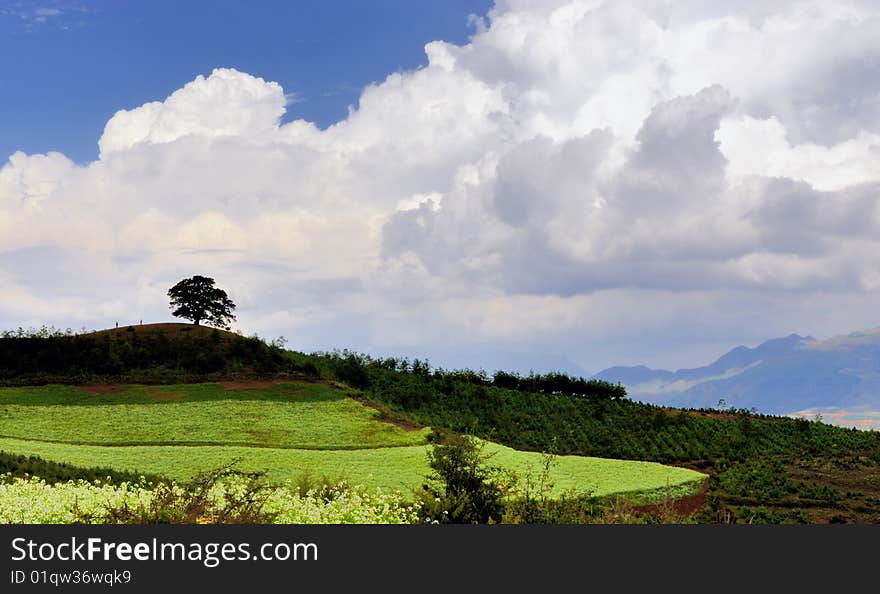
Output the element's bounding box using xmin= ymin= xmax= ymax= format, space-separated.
xmin=311 ymin=350 xmax=880 ymax=523
xmin=0 ymin=381 xmax=703 ymax=499
xmin=4 ymin=326 xmax=880 ymax=523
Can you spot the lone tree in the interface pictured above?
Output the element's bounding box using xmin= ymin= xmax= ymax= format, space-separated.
xmin=167 ymin=275 xmax=236 ymax=329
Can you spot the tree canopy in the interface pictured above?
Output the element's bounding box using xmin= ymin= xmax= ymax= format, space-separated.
xmin=167 ymin=275 xmax=236 ymax=329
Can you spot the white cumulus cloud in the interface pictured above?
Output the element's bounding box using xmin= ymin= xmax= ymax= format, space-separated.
xmin=98 ymin=68 xmax=287 ymax=156
xmin=2 ymin=2 xmax=880 ymax=372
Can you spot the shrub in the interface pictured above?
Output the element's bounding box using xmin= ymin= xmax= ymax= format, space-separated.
xmin=416 ymin=434 xmax=509 ymax=524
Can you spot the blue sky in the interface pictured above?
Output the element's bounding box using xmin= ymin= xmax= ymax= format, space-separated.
xmin=0 ymin=0 xmax=490 ymax=163
xmin=1 ymin=1 xmax=879 ymax=379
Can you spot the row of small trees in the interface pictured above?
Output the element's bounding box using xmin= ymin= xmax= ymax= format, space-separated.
xmin=319 ymin=350 xmax=626 ymax=400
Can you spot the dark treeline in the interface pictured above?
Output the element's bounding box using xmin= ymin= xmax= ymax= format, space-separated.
xmin=307 ymin=350 xmax=625 ymax=399
xmin=0 ymin=326 xmax=297 ymax=385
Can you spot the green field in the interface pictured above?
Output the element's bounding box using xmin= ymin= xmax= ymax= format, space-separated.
xmin=0 ymin=382 xmax=704 ymax=500
xmin=0 ymin=383 xmax=430 ymax=449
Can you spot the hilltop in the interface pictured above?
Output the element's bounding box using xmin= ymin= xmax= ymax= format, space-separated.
xmin=0 ymin=323 xmax=301 ymax=385
xmin=85 ymin=322 xmax=242 ymax=340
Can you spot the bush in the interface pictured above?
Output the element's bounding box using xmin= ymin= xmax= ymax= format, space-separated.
xmin=416 ymin=435 xmax=508 ymax=524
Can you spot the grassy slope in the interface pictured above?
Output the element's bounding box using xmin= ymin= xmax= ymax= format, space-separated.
xmin=0 ymin=438 xmax=702 ymax=499
xmin=0 ymin=382 xmax=704 ymax=500
xmin=0 ymin=383 xmax=431 ymax=449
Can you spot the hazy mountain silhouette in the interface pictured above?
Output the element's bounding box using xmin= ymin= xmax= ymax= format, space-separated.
xmin=595 ymin=329 xmax=880 ymax=414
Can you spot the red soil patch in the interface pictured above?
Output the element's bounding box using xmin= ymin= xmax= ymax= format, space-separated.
xmin=221 ymin=379 xmax=288 ymax=391
xmin=666 ymin=408 xmax=741 ymax=421
xmin=77 ymin=384 xmax=123 ymax=394
xmin=632 ymin=481 xmax=709 ymax=518
xmin=145 ymin=388 xmax=183 ymax=401
xmin=670 ymin=408 xmax=786 ymax=422
xmin=691 ymin=411 xmax=740 ymax=421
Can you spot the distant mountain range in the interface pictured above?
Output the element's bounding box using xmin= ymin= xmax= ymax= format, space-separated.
xmin=594 ymin=328 xmax=880 ymax=415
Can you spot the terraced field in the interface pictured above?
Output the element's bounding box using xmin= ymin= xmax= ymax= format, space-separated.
xmin=0 ymin=382 xmax=704 ymax=499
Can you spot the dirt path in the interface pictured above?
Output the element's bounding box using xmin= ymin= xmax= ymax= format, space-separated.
xmin=353 ymin=397 xmax=425 ymax=432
